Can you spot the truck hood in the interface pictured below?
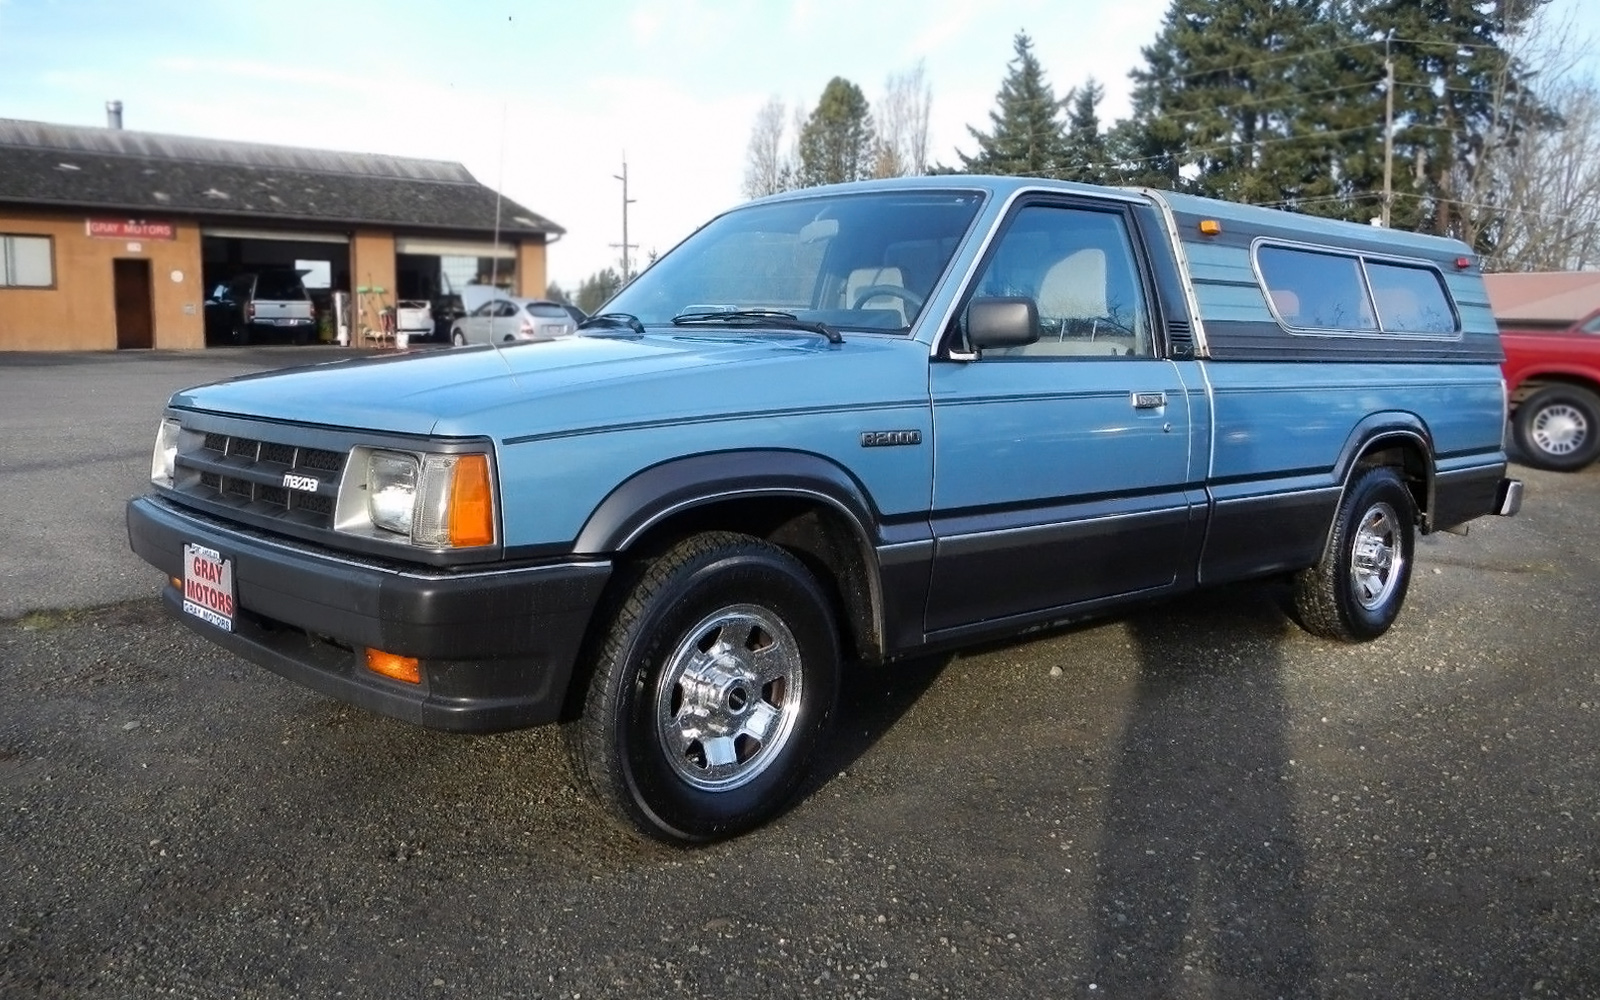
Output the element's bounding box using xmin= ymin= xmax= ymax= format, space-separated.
xmin=170 ymin=333 xmax=921 ymax=438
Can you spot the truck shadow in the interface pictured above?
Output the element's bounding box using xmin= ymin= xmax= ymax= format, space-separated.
xmin=1085 ymin=583 xmax=1318 ymax=998
xmin=804 ymin=651 xmax=954 ymax=790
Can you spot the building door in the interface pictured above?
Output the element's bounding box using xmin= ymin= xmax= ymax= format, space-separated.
xmin=114 ymin=259 xmax=154 ymax=349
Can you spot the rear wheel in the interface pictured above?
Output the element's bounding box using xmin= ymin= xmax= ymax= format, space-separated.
xmin=451 ymin=328 xmax=466 ymax=347
xmin=1512 ymin=384 xmax=1600 ymax=471
xmin=1290 ymin=466 xmax=1415 ymax=642
xmin=565 ymin=532 xmax=840 ymax=842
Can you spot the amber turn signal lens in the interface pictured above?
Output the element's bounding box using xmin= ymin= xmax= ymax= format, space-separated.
xmin=365 ymin=649 xmax=421 ymax=684
xmin=1199 ymin=219 xmax=1222 ymax=235
xmin=448 ymin=453 xmax=494 ymax=547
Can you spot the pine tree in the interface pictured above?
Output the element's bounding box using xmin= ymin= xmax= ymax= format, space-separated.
xmin=1061 ymin=78 xmax=1111 ymax=185
xmin=1353 ymin=0 xmax=1556 ymax=251
xmin=959 ymin=32 xmax=1071 ymax=178
xmin=576 ymin=268 xmax=623 ymax=315
xmin=1122 ymin=0 xmax=1343 ymax=208
xmin=797 ymin=78 xmax=876 ymax=188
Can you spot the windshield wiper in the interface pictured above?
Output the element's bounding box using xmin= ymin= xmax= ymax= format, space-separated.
xmin=671 ymin=309 xmax=843 ymax=345
xmin=578 ymin=312 xmax=646 ymax=335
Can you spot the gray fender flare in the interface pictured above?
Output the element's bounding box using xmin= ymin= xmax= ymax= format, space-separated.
xmin=571 ymin=449 xmax=883 ymax=556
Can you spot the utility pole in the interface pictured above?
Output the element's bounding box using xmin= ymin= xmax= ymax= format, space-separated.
xmin=611 ymin=156 xmax=638 ymax=282
xmin=1382 ymin=32 xmax=1395 ymax=228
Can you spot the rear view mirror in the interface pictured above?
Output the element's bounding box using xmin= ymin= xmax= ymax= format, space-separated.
xmin=799 ymin=218 xmax=839 ymax=243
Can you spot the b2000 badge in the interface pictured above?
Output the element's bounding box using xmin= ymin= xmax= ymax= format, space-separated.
xmin=860 ymin=430 xmax=922 ymax=448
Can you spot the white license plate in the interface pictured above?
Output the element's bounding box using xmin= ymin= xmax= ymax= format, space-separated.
xmin=181 ymin=543 xmax=235 ymax=632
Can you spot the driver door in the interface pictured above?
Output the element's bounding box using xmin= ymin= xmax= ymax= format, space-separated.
xmin=925 ymin=198 xmax=1200 ymax=634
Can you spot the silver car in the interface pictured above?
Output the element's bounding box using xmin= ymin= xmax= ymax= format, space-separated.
xmin=448 ymin=297 xmax=576 ymax=346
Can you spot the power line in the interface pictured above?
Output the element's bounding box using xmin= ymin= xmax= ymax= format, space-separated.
xmin=1154 ymin=81 xmax=1382 ymax=122
xmin=1393 ymin=190 xmax=1600 ymax=226
xmin=1110 ymin=123 xmax=1385 ymax=171
xmin=1154 ymin=39 xmax=1382 ymax=85
xmin=1250 ymin=191 xmax=1385 ymax=210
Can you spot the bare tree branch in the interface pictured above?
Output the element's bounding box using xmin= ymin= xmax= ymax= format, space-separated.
xmin=873 ymin=61 xmax=933 ymax=178
xmin=742 ymin=96 xmax=793 ymax=199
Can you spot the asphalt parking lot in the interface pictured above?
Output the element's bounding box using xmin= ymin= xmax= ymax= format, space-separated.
xmin=2 ymin=349 xmax=1598 ymax=999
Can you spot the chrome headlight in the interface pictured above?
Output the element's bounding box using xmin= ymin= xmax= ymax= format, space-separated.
xmin=354 ymin=449 xmax=495 ymax=548
xmin=151 ymin=417 xmax=180 ymax=486
xmin=366 ymin=451 xmax=420 ymax=535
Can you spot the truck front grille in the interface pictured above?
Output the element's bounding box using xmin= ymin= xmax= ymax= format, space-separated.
xmin=179 ymin=431 xmax=345 ymax=528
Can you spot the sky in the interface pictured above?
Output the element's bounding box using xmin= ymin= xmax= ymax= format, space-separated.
xmin=2 ymin=0 xmax=1597 ymax=291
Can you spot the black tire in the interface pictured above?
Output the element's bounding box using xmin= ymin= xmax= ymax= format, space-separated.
xmin=565 ymin=531 xmax=840 ymax=843
xmin=451 ymin=329 xmax=466 ymax=347
xmin=1512 ymin=384 xmax=1600 ymax=471
xmin=1290 ymin=466 xmax=1416 ymax=642
xmin=231 ymin=324 xmax=251 ymax=346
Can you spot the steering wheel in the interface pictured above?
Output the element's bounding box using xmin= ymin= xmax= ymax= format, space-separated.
xmin=851 ymin=285 xmax=926 ymax=312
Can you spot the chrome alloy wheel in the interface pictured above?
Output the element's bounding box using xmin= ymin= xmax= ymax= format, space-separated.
xmin=1350 ymin=500 xmax=1404 ymax=611
xmin=654 ymin=605 xmax=804 ymax=791
xmin=1530 ymin=402 xmax=1589 ymax=457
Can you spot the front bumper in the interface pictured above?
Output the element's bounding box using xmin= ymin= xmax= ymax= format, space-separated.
xmin=127 ymin=495 xmax=611 ymax=733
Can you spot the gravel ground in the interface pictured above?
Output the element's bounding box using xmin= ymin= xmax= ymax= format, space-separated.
xmin=1 ymin=351 xmax=1597 ymax=998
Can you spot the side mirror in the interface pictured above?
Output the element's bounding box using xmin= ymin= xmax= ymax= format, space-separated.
xmin=966 ymin=296 xmax=1040 ymax=349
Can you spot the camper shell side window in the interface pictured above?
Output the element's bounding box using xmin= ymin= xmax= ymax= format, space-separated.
xmin=1254 ymin=240 xmax=1460 ymax=340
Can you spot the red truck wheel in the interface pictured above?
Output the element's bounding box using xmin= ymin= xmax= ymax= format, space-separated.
xmin=1513 ymin=385 xmax=1600 ymax=471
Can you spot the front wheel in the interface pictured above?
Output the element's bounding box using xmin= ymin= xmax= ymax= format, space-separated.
xmin=1290 ymin=466 xmax=1416 ymax=642
xmin=565 ymin=532 xmax=840 ymax=842
xmin=1512 ymin=384 xmax=1600 ymax=471
xmin=450 ymin=328 xmax=466 ymax=346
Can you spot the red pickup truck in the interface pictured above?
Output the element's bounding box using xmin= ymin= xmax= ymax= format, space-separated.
xmin=1503 ymin=310 xmax=1600 ymax=470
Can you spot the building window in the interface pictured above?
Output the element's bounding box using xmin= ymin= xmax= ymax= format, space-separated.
xmin=1 ymin=234 xmax=54 ymax=288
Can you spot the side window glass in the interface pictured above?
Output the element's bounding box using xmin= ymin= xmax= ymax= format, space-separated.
xmin=1257 ymin=245 xmax=1378 ymax=332
xmin=1366 ymin=261 xmax=1457 ymax=334
xmin=471 ymin=301 xmax=497 ymax=317
xmin=496 ymin=301 xmax=517 ymax=317
xmin=1580 ymin=313 xmax=1600 ymax=335
xmin=971 ymin=204 xmax=1153 ymax=359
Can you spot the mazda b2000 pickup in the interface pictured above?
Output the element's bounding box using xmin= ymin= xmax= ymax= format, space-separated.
xmin=129 ymin=176 xmax=1522 ymax=841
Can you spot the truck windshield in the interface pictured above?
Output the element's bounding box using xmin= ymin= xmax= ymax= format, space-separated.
xmin=604 ymin=189 xmax=985 ymax=334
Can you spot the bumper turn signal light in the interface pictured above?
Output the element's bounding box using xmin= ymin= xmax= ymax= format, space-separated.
xmin=365 ymin=648 xmax=421 ymax=684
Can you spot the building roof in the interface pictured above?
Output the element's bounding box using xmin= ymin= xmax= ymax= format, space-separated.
xmin=0 ymin=118 xmax=562 ymax=237
xmin=1482 ymin=271 xmax=1600 ymax=325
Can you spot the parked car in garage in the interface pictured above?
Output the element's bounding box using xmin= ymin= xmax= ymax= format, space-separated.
xmin=1502 ymin=309 xmax=1600 ymax=470
xmin=448 ymin=297 xmax=577 ymax=345
xmin=204 ymin=268 xmax=316 ymax=345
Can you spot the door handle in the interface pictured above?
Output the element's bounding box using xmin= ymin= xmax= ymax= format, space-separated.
xmin=1131 ymin=391 xmax=1167 ymax=409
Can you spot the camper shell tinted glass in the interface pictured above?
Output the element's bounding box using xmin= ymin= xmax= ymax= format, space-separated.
xmin=1255 ymin=241 xmax=1459 ymax=339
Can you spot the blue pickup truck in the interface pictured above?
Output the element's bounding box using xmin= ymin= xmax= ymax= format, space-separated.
xmin=128 ymin=176 xmax=1521 ymax=842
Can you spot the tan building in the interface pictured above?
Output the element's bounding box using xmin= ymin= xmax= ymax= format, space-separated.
xmin=0 ymin=115 xmax=561 ymax=351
